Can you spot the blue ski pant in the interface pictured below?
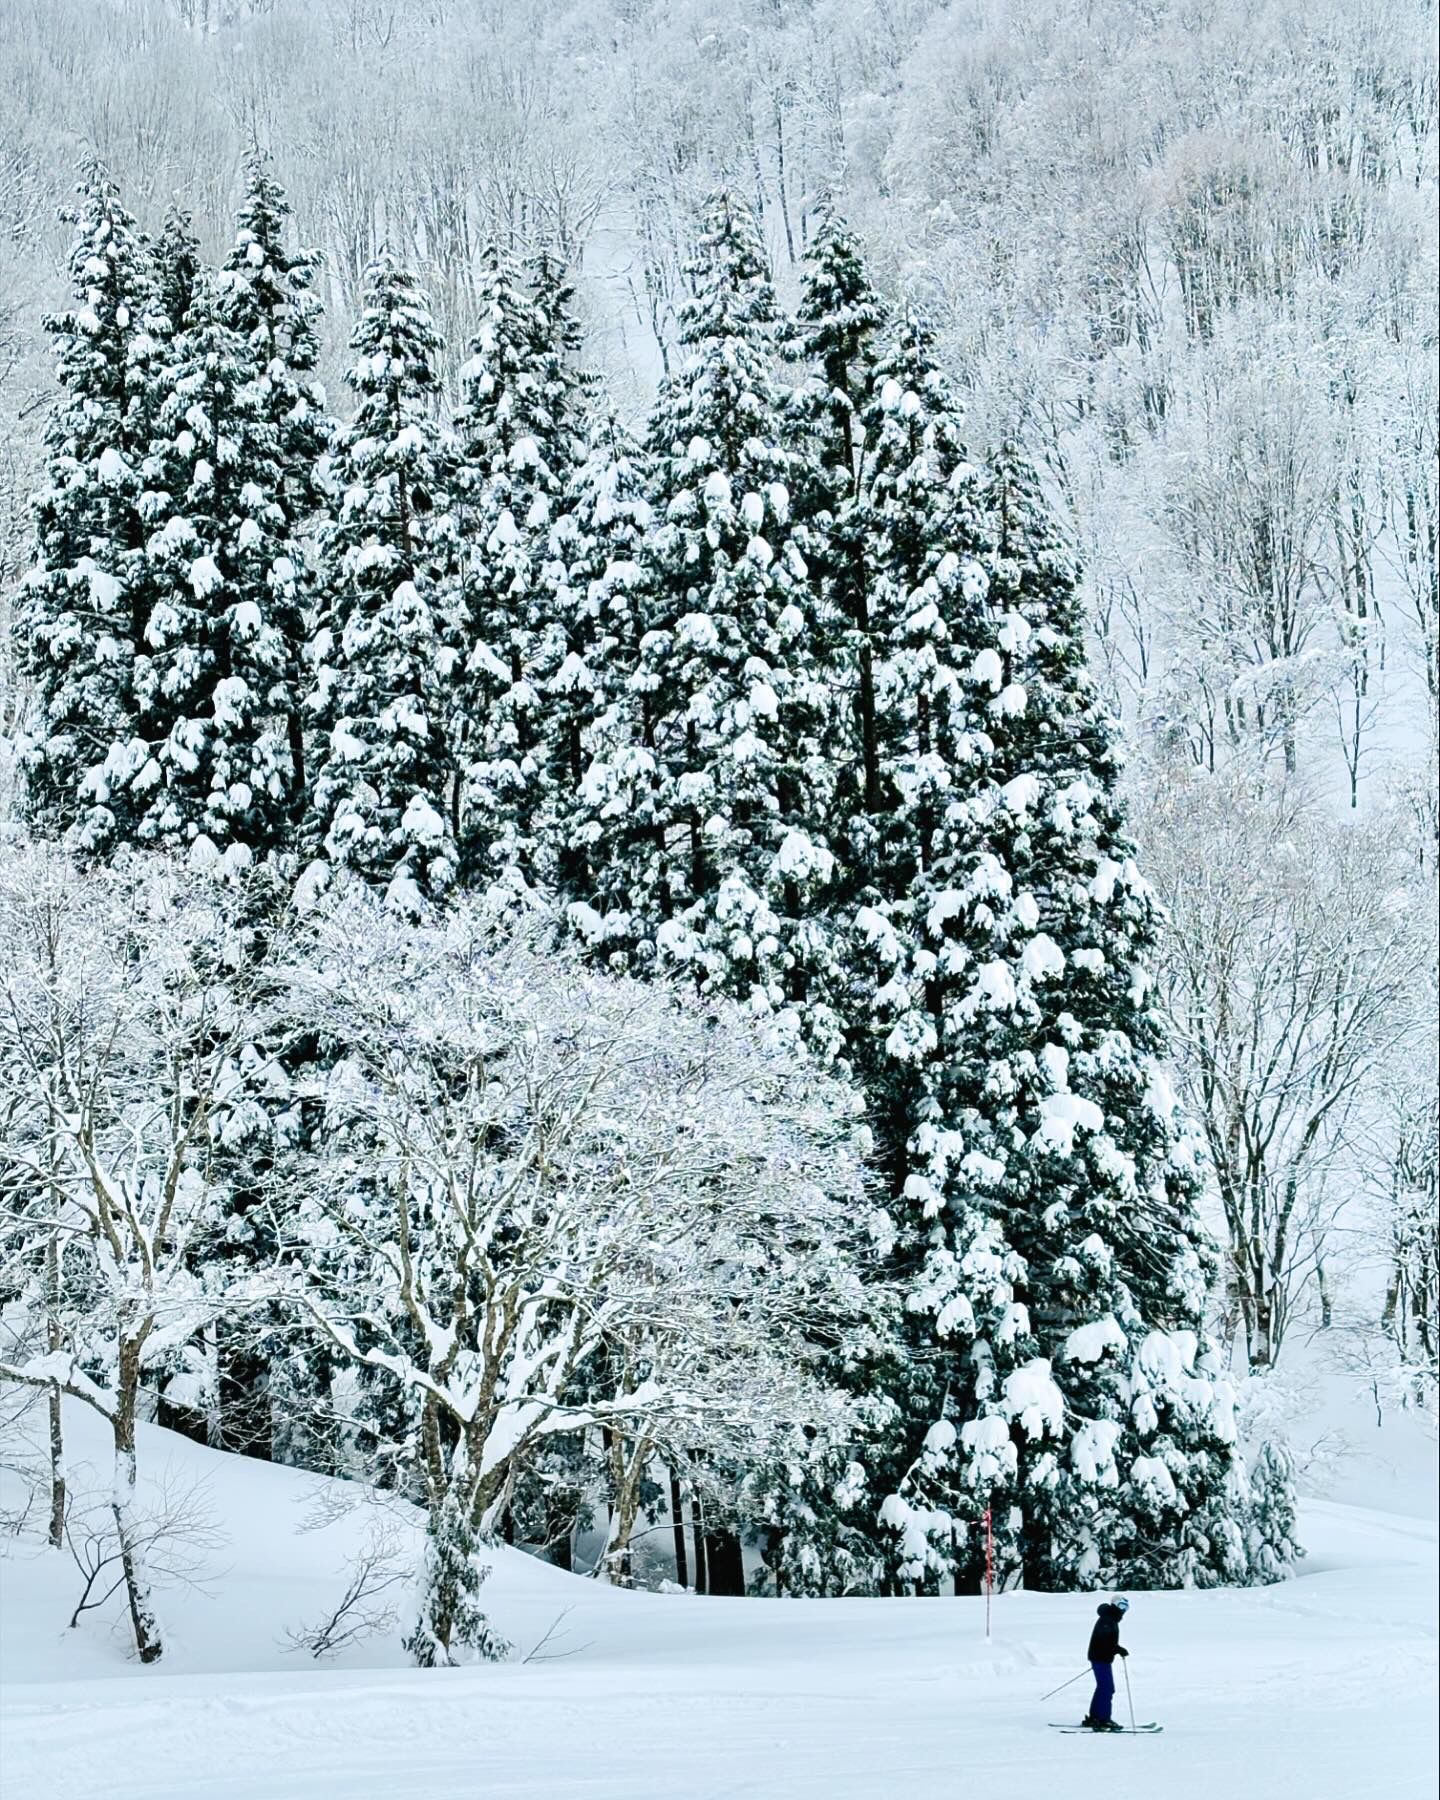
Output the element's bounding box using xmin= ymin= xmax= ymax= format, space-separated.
xmin=1089 ymin=1661 xmax=1115 ymax=1722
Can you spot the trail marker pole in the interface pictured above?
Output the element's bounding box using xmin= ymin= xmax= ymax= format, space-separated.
xmin=983 ymin=1507 xmax=993 ymax=1642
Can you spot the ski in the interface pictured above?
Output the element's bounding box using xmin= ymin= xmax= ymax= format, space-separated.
xmin=1047 ymin=1722 xmax=1163 ymax=1734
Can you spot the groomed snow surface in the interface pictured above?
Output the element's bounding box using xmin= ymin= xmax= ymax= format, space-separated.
xmin=2 ymin=1401 xmax=1435 ymax=1800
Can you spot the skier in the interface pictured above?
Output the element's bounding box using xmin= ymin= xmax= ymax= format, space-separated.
xmin=1081 ymin=1595 xmax=1129 ymax=1731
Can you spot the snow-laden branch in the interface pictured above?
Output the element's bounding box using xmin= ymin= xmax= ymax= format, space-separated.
xmin=269 ymin=884 xmax=889 ymax=1534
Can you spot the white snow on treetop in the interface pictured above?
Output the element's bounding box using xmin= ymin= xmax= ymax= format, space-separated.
xmin=1001 ymin=772 xmax=1040 ymax=815
xmin=189 ymin=554 xmax=224 ymax=598
xmin=400 ymin=794 xmax=447 ymax=847
xmin=1001 ymin=1360 xmax=1065 ymax=1441
xmin=1070 ymin=1417 xmax=1122 ymax=1484
xmin=1021 ymin=933 xmax=1065 ymax=981
xmin=1130 ymin=1454 xmax=1181 ymax=1507
xmin=967 ymin=959 xmax=1017 ymax=1014
xmin=1062 ymin=1316 xmax=1129 ymax=1364
xmin=775 ymin=830 xmax=833 ymax=883
xmin=1035 ymin=1091 xmax=1104 ymax=1153
xmin=970 ymin=647 xmax=1004 ymax=690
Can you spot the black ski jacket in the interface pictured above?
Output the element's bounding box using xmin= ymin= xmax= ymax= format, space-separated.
xmin=1087 ymin=1604 xmax=1127 ymax=1663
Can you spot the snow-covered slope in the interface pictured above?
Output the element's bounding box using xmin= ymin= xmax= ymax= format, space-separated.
xmin=2 ymin=1403 xmax=1435 ymax=1800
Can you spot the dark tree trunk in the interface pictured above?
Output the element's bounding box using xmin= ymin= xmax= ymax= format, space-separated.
xmin=155 ymin=1385 xmax=209 ymax=1446
xmin=688 ymin=1489 xmax=709 ymax=1596
xmin=286 ymin=709 xmax=307 ymax=822
xmin=669 ymin=1470 xmax=689 ymax=1588
xmin=215 ymin=1323 xmax=272 ymax=1460
xmin=704 ymin=1526 xmax=746 ymax=1596
xmin=1317 ymin=1259 xmax=1334 ymax=1329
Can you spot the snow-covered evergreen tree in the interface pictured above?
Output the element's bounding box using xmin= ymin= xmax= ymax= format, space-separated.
xmin=127 ymin=271 xmax=302 ymax=864
xmin=218 ymin=145 xmax=327 ymax=510
xmin=527 ymin=248 xmax=596 ymax=457
xmin=451 ymin=244 xmax=589 ymax=890
xmin=218 ymin=145 xmax=330 ymax=821
xmin=912 ymin=446 xmax=1258 ymax=1590
xmin=305 ymin=253 xmax=459 ymax=915
xmin=152 ymin=203 xmax=201 ymax=343
xmin=23 ymin=166 xmax=312 ymax=871
xmin=707 ymin=219 xmax=902 ymax=1592
xmin=786 ymin=211 xmax=889 ymax=837
xmin=540 ymin=409 xmax=653 ymax=906
xmin=1245 ymin=1439 xmax=1301 ymax=1582
xmin=178 ymin=153 xmax=332 ymax=1449
xmin=583 ymin=192 xmax=842 ymax=1045
xmin=741 ymin=1388 xmax=901 ymax=1598
xmin=17 ymin=160 xmax=159 ymax=852
xmin=819 ymin=307 xmax=1000 ymax=1589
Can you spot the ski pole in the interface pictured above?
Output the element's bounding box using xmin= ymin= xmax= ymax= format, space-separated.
xmin=1122 ymin=1657 xmax=1136 ymax=1733
xmin=1039 ymin=1669 xmax=1090 ymax=1704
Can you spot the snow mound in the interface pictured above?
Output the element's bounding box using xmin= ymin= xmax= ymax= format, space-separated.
xmin=1 ymin=1401 xmax=1434 ymax=1800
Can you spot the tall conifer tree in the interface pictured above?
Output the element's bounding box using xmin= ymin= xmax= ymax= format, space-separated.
xmin=19 ymin=160 xmax=158 ymax=851
xmin=153 ymin=203 xmax=201 ymax=342
xmin=128 ymin=269 xmax=300 ymax=864
xmin=219 ymin=146 xmax=327 ymax=499
xmin=306 ymin=253 xmax=459 ymax=914
xmin=541 ymin=410 xmax=653 ymax=906
xmin=930 ymin=447 xmax=1258 ymax=1589
xmin=452 ymin=244 xmax=589 ymax=889
xmin=219 ymin=146 xmax=330 ymax=819
xmin=585 ymin=192 xmax=841 ymax=1045
xmin=787 ymin=212 xmax=888 ymax=841
xmin=825 ymin=309 xmax=1003 ymax=1589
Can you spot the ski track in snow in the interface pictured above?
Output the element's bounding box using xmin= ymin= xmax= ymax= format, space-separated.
xmin=2 ymin=1408 xmax=1435 ymax=1800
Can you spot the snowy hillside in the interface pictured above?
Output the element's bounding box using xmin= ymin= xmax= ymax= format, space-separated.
xmin=3 ymin=1403 xmax=1434 ymax=1800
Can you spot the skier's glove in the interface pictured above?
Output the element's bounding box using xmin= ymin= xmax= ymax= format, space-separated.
xmin=1117 ymin=1647 xmax=1128 ymax=1658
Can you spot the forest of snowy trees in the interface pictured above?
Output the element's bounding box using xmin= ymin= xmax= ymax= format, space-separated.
xmin=0 ymin=0 xmax=1434 ymax=1671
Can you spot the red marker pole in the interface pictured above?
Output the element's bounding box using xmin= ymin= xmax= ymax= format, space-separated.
xmin=984 ymin=1506 xmax=993 ymax=1642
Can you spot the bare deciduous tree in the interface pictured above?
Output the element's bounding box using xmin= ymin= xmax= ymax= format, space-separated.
xmin=273 ymin=885 xmax=883 ymax=1654
xmin=280 ymin=1521 xmax=410 ymax=1659
xmin=0 ymin=849 xmax=275 ymax=1662
xmin=63 ymin=1466 xmax=225 ymax=1636
xmin=1143 ymin=768 xmax=1422 ymax=1369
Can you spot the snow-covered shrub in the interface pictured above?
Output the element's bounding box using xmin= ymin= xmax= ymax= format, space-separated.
xmin=1245 ymin=1440 xmax=1302 ymax=1583
xmin=402 ymin=1489 xmax=510 ymax=1669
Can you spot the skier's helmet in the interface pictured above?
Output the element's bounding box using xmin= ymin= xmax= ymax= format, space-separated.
xmin=1113 ymin=1595 xmax=1130 ymax=1613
